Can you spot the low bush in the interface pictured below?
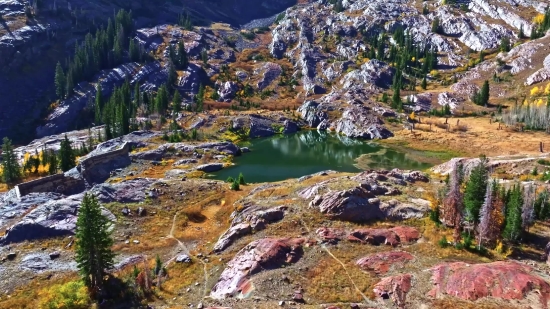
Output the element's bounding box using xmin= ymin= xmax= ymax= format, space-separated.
xmin=38 ymin=280 xmax=91 ymax=309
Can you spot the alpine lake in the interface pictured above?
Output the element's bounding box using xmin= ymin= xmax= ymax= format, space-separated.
xmin=211 ymin=130 xmax=445 ymax=183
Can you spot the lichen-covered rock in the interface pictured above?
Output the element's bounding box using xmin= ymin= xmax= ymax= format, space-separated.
xmin=196 ymin=163 xmax=224 ymax=173
xmin=0 ymin=194 xmax=115 ymax=244
xmin=334 ymin=106 xmax=393 ymax=140
xmin=316 ymin=226 xmax=420 ymax=246
xmin=428 ymin=261 xmax=550 ymax=306
xmin=210 ymin=238 xmax=306 ymax=299
xmin=213 ymin=206 xmax=287 ymax=252
xmin=356 ymin=251 xmax=414 ymax=274
xmin=373 ymin=274 xmax=412 ymax=308
xmin=310 ymin=187 xmax=382 ymax=222
xmin=297 ymin=101 xmax=328 ymax=128
xmin=255 ymin=62 xmax=282 ymax=90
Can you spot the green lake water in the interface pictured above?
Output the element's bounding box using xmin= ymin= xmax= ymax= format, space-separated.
xmin=212 ymin=130 xmax=434 ymax=183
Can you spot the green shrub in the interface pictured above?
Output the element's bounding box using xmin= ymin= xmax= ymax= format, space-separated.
xmin=38 ymin=280 xmax=91 ymax=309
xmin=537 ymin=159 xmax=550 ymax=166
xmin=438 ymin=236 xmax=448 ymax=248
xmin=226 ymin=176 xmax=234 ymax=183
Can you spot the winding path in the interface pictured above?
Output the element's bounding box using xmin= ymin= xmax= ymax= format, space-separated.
xmin=166 ymin=212 xmax=210 ymax=297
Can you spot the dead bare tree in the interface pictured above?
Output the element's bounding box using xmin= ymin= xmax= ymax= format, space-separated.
xmin=442 ymin=162 xmax=464 ymax=244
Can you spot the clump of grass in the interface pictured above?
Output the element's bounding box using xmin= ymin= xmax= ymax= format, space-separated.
xmin=438 ymin=236 xmax=449 ymax=248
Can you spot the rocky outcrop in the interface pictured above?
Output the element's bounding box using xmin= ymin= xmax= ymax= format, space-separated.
xmin=89 ymin=178 xmax=156 ymax=203
xmin=525 ymin=53 xmax=550 ymax=86
xmin=428 ymin=261 xmax=550 ymax=306
xmin=340 ymin=60 xmax=395 ymax=89
xmin=213 ymin=206 xmax=287 ymax=252
xmin=356 ymin=251 xmax=414 ymax=274
xmin=316 ymin=226 xmax=421 ymax=246
xmin=0 ymin=193 xmax=115 ymax=244
xmin=211 ymin=238 xmax=306 ymax=299
xmin=36 ymin=63 xmax=144 ymax=138
xmin=309 ymin=170 xmax=429 ymax=222
xmin=196 ymin=163 xmax=224 ymax=173
xmin=297 ymin=101 xmax=328 ymax=128
xmin=217 ymin=81 xmax=239 ymax=102
xmin=255 ymin=62 xmax=282 ymax=90
xmin=310 ymin=186 xmax=384 ymax=222
xmin=373 ymin=274 xmax=412 ymax=308
xmin=334 ymin=105 xmax=393 ymax=139
xmin=131 ymin=141 xmax=241 ymax=161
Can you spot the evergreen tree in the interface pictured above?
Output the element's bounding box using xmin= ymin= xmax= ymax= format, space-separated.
xmin=500 ymin=37 xmax=511 ymax=52
xmin=55 ymin=62 xmax=66 ymax=100
xmin=1 ymin=137 xmax=22 ymax=185
xmin=503 ymin=185 xmax=523 ymax=242
xmin=421 ymin=76 xmax=427 ymax=90
xmin=173 ymin=91 xmax=182 ymax=114
xmin=59 ymin=135 xmax=76 ymax=172
xmin=391 ymin=88 xmax=402 ymax=110
xmin=75 ymin=193 xmax=115 ymax=291
xmin=480 ymin=80 xmax=490 ymax=106
xmin=47 ymin=150 xmax=58 ymax=175
xmin=195 ymin=84 xmax=205 ymax=112
xmin=431 ymin=17 xmax=440 ymax=34
xmin=519 ymin=24 xmax=525 ymax=39
xmin=167 ymin=59 xmax=178 ymax=88
xmin=66 ymin=71 xmax=74 ymax=98
xmin=177 ymin=40 xmax=189 ymax=70
xmin=464 ymin=156 xmax=488 ymax=224
xmin=95 ymin=84 xmax=103 ymax=124
xmin=238 ymin=172 xmax=246 ymax=185
xmin=230 ymin=178 xmax=240 ymax=191
xmin=129 ymin=39 xmax=140 ymax=62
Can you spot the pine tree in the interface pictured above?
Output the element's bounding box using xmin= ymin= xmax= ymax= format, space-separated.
xmin=167 ymin=59 xmax=178 ymax=88
xmin=431 ymin=17 xmax=440 ymax=34
xmin=47 ymin=150 xmax=58 ymax=175
xmin=177 ymin=40 xmax=189 ymax=70
xmin=95 ymin=84 xmax=103 ymax=124
xmin=129 ymin=39 xmax=140 ymax=62
xmin=75 ymin=193 xmax=115 ymax=291
xmin=503 ymin=185 xmax=523 ymax=242
xmin=480 ymin=80 xmax=490 ymax=106
xmin=238 ymin=172 xmax=246 ymax=185
xmin=421 ymin=76 xmax=427 ymax=90
xmin=59 ymin=135 xmax=76 ymax=172
xmin=195 ymin=84 xmax=205 ymax=112
xmin=391 ymin=88 xmax=402 ymax=110
xmin=1 ymin=137 xmax=22 ymax=185
xmin=519 ymin=24 xmax=525 ymax=39
xmin=500 ymin=37 xmax=511 ymax=52
xmin=65 ymin=71 xmax=74 ymax=98
xmin=173 ymin=91 xmax=182 ymax=113
xmin=464 ymin=156 xmax=488 ymax=224
xmin=55 ymin=62 xmax=66 ymax=100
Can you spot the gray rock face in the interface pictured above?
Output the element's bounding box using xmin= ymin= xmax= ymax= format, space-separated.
xmin=335 ymin=106 xmax=393 ymax=139
xmin=131 ymin=141 xmax=241 ymax=161
xmin=36 ymin=63 xmax=143 ymax=138
xmin=297 ymin=101 xmax=328 ymax=128
xmin=255 ymin=62 xmax=283 ymax=90
xmin=89 ymin=178 xmax=156 ymax=203
xmin=341 ymin=60 xmax=395 ymax=89
xmin=311 ymin=187 xmax=383 ymax=222
xmin=196 ymin=163 xmax=224 ymax=173
xmin=19 ymin=253 xmax=77 ymax=273
xmin=176 ymin=254 xmax=192 ymax=263
xmin=217 ymin=81 xmax=239 ymax=102
xmin=0 ymin=194 xmax=115 ymax=244
xmin=213 ymin=206 xmax=287 ymax=252
xmin=249 ymin=114 xmax=277 ymax=137
xmin=178 ymin=63 xmax=209 ymax=94
xmin=0 ymin=192 xmax=64 ymax=228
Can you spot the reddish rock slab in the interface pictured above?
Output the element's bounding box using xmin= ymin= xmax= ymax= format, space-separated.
xmin=316 ymin=226 xmax=420 ymax=246
xmin=428 ymin=261 xmax=550 ymax=305
xmin=356 ymin=251 xmax=414 ymax=274
xmin=210 ymin=238 xmax=306 ymax=299
xmin=373 ymin=274 xmax=412 ymax=308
